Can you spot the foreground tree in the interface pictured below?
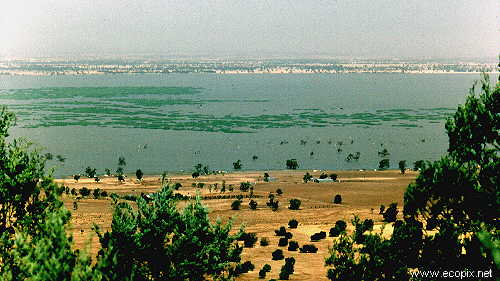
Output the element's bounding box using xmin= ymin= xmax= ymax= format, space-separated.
xmin=0 ymin=107 xmax=96 ymax=279
xmin=325 ymin=74 xmax=499 ymax=279
xmin=94 ymin=185 xmax=243 ymax=280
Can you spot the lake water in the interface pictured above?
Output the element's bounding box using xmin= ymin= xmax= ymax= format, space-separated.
xmin=0 ymin=73 xmax=489 ymax=177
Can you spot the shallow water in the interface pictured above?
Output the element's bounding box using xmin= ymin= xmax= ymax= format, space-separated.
xmin=0 ymin=73 xmax=490 ymax=176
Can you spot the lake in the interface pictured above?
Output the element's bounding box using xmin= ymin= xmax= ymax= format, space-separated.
xmin=0 ymin=73 xmax=489 ymax=177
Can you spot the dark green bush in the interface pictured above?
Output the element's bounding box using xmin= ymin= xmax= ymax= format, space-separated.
xmin=258 ymin=269 xmax=267 ymax=279
xmin=310 ymin=231 xmax=326 ymax=241
xmin=288 ymin=219 xmax=298 ymax=229
xmin=260 ymin=237 xmax=269 ymax=247
xmin=272 ymin=249 xmax=284 ymax=260
xmin=231 ymin=200 xmax=242 ymax=210
xmin=288 ymin=199 xmax=301 ymax=210
xmin=92 ymin=188 xmax=100 ymax=199
xmin=241 ymin=232 xmax=258 ymax=248
xmin=303 ymin=172 xmax=313 ymax=183
xmin=79 ymin=187 xmax=91 ymax=197
xmin=299 ymin=244 xmax=318 ymax=253
xmin=333 ymin=194 xmax=342 ymax=204
xmin=285 ymin=159 xmax=298 ymax=169
xmin=240 ymin=182 xmax=251 ymax=192
xmin=275 ymin=226 xmax=287 ymax=236
xmin=329 ymin=220 xmax=348 ymax=237
xmin=278 ymin=238 xmax=288 ymax=247
xmin=288 ymin=241 xmax=299 ymax=251
xmin=249 ymin=199 xmax=258 ymax=210
xmin=383 ymin=202 xmax=398 ymax=222
xmin=363 ymin=219 xmax=374 ymax=231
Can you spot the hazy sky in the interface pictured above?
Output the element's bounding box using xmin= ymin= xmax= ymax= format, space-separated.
xmin=1 ymin=0 xmax=499 ymax=58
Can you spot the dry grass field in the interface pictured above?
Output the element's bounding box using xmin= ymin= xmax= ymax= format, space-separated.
xmin=56 ymin=169 xmax=417 ymax=281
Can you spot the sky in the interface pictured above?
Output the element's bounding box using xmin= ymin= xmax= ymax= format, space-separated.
xmin=1 ymin=0 xmax=499 ymax=59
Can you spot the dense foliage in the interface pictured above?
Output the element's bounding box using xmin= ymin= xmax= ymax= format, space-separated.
xmin=94 ymin=186 xmax=243 ymax=280
xmin=0 ymin=107 xmax=244 ymax=280
xmin=325 ymin=74 xmax=499 ymax=280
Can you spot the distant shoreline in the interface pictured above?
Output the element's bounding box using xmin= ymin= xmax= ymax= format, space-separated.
xmin=1 ymin=71 xmax=499 ymax=77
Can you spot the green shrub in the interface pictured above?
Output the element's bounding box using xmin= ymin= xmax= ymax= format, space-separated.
xmin=279 ymin=270 xmax=289 ymax=280
xmin=136 ymin=169 xmax=143 ymax=181
xmin=329 ymin=220 xmax=348 ymax=237
xmin=260 ymin=237 xmax=270 ymax=246
xmin=288 ymin=199 xmax=301 ymax=210
xmin=378 ymin=158 xmax=390 ymax=170
xmin=242 ymin=232 xmax=258 ymax=248
xmin=363 ymin=219 xmax=374 ymax=231
xmin=299 ymin=244 xmax=318 ymax=253
xmin=333 ymin=194 xmax=342 ymax=204
xmin=92 ymin=188 xmax=101 ymax=199
xmin=94 ymin=185 xmax=243 ymax=280
xmin=79 ymin=187 xmax=91 ymax=197
xmin=249 ymin=199 xmax=258 ymax=210
xmin=240 ymin=182 xmax=251 ymax=192
xmin=263 ymin=264 xmax=271 ymax=272
xmin=288 ymin=241 xmax=299 ymax=251
xmin=231 ymin=200 xmax=242 ymax=210
xmin=258 ymin=269 xmax=267 ymax=279
xmin=288 ymin=219 xmax=298 ymax=229
xmin=278 ymin=238 xmax=288 ymax=247
xmin=272 ymin=249 xmax=284 ymax=260
xmin=303 ymin=172 xmax=313 ymax=183
xmin=233 ymin=160 xmax=242 ymax=170
xmin=275 ymin=226 xmax=287 ymax=236
xmin=383 ymin=202 xmax=398 ymax=222
xmin=285 ymin=159 xmax=298 ymax=169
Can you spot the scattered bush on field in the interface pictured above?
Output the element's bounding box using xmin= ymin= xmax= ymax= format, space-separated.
xmin=303 ymin=172 xmax=313 ymax=183
xmin=272 ymin=249 xmax=285 ymax=260
xmin=333 ymin=194 xmax=342 ymax=204
xmin=249 ymin=199 xmax=258 ymax=210
xmin=383 ymin=202 xmax=398 ymax=222
xmin=231 ymin=199 xmax=242 ymax=210
xmin=278 ymin=237 xmax=289 ymax=247
xmin=288 ymin=219 xmax=298 ymax=229
xmin=241 ymin=232 xmax=258 ymax=248
xmin=79 ymin=187 xmax=91 ymax=197
xmin=260 ymin=237 xmax=270 ymax=247
xmin=310 ymin=231 xmax=326 ymax=241
xmin=288 ymin=198 xmax=301 ymax=210
xmin=288 ymin=241 xmax=299 ymax=251
xmin=299 ymin=244 xmax=318 ymax=253
xmin=240 ymin=182 xmax=251 ymax=192
xmin=329 ymin=220 xmax=348 ymax=237
xmin=275 ymin=226 xmax=287 ymax=236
